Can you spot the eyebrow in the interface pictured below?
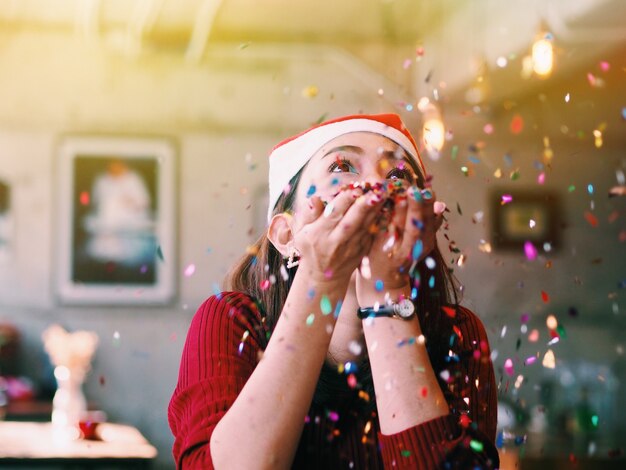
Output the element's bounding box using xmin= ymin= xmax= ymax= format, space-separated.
xmin=322 ymin=144 xmax=411 ymax=161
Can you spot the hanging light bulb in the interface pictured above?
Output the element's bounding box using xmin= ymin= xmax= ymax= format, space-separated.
xmin=422 ymin=102 xmax=445 ymax=161
xmin=531 ymin=24 xmax=554 ymax=78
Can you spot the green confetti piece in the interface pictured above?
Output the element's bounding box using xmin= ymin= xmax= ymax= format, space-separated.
xmin=320 ymin=295 xmax=332 ymax=315
xmin=568 ymin=185 xmax=576 ymax=192
xmin=470 ymin=439 xmax=484 ymax=452
xmin=306 ymin=313 xmax=315 ymax=325
xmin=401 ymin=450 xmax=411 ymax=457
xmin=451 ymin=145 xmax=459 ymax=160
xmin=510 ymin=169 xmax=520 ymax=180
xmin=591 ymin=415 xmax=599 ymax=427
xmin=556 ymin=324 xmax=567 ymax=339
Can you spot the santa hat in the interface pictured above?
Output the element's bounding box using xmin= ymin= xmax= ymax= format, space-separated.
xmin=267 ymin=113 xmax=425 ymax=222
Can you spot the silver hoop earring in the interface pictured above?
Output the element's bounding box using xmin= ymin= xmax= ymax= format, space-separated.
xmin=286 ymin=246 xmax=301 ymax=269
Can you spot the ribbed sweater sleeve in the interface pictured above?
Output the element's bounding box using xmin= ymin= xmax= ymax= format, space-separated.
xmin=167 ymin=292 xmax=264 ymax=470
xmin=376 ymin=306 xmax=499 ymax=469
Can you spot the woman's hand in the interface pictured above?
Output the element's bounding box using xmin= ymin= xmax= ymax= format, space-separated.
xmin=292 ymin=187 xmax=385 ymax=286
xmin=356 ymin=184 xmax=446 ymax=301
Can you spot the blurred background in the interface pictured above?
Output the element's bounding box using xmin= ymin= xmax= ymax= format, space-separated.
xmin=0 ymin=0 xmax=624 ymax=468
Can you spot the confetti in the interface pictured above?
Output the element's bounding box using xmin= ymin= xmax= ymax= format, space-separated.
xmin=442 ymin=306 xmax=457 ymax=318
xmin=347 ymin=374 xmax=357 ymax=388
xmin=542 ymin=349 xmax=556 ymax=368
xmin=301 ymin=85 xmax=319 ymax=98
xmin=320 ymin=295 xmax=332 ymax=315
xmin=541 ymin=291 xmax=550 ymax=303
xmin=504 ymin=358 xmax=514 ymax=376
xmin=183 ymin=264 xmax=196 ymax=277
xmin=546 ymin=314 xmax=558 ymax=329
xmin=470 ymin=440 xmax=484 ymax=452
xmin=79 ymin=191 xmax=90 ymax=205
xmin=374 ymin=280 xmax=384 ymax=292
xmin=306 ymin=185 xmax=317 ymax=197
xmin=537 ymin=172 xmax=546 ymax=184
xmin=524 ymin=241 xmax=538 ymax=260
xmin=501 ymin=194 xmax=513 ymax=205
xmin=528 ymin=329 xmax=539 ymax=342
xmin=584 ymin=211 xmax=599 ymax=227
xmin=412 ymin=240 xmax=423 ymax=261
xmin=510 ymin=114 xmax=524 ymax=134
xmin=306 ymin=313 xmax=315 ymax=326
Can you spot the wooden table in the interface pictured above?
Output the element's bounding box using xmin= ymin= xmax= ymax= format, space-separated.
xmin=0 ymin=421 xmax=157 ymax=468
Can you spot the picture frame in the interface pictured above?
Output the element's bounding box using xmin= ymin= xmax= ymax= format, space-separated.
xmin=489 ymin=189 xmax=560 ymax=251
xmin=56 ymin=136 xmax=176 ymax=305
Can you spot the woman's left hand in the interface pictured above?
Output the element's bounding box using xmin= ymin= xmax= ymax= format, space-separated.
xmin=356 ymin=184 xmax=446 ymax=300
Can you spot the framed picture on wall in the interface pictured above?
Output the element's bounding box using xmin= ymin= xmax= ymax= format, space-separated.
xmin=490 ymin=189 xmax=560 ymax=251
xmin=56 ymin=137 xmax=176 ymax=305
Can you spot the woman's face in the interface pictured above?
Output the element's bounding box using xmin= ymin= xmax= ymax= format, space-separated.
xmin=291 ymin=132 xmax=421 ymax=230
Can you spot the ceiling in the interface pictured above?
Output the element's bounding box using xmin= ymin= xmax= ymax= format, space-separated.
xmin=0 ymin=0 xmax=624 ymax=115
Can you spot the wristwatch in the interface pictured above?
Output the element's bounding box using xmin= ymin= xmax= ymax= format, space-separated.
xmin=357 ymin=299 xmax=416 ymax=320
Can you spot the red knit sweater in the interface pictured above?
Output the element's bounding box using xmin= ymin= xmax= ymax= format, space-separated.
xmin=168 ymin=292 xmax=499 ymax=469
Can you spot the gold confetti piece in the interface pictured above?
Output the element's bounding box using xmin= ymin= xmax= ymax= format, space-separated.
xmin=543 ymin=349 xmax=556 ymax=369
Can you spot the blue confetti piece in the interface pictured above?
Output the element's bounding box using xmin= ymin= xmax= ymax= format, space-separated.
xmin=334 ymin=299 xmax=343 ymax=318
xmin=306 ymin=185 xmax=317 ymax=197
xmin=331 ymin=177 xmax=339 ymax=186
xmin=428 ymin=275 xmax=435 ymax=288
xmin=212 ymin=283 xmax=222 ymax=299
xmin=468 ymin=155 xmax=481 ymax=164
xmin=375 ymin=280 xmax=384 ymax=292
xmin=412 ymin=240 xmax=423 ymax=261
xmin=496 ymin=431 xmax=504 ymax=449
xmin=307 ymin=288 xmax=316 ymax=299
xmin=587 ymin=184 xmax=594 ymax=195
xmin=405 ymin=104 xmax=414 ymax=111
xmin=621 ymin=107 xmax=626 ymax=120
xmin=503 ymin=153 xmax=513 ymax=167
xmin=411 ymin=287 xmax=418 ymax=299
xmin=533 ymin=160 xmax=544 ymax=171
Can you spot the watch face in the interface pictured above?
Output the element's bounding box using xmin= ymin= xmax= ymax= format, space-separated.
xmin=396 ymin=299 xmax=415 ymax=318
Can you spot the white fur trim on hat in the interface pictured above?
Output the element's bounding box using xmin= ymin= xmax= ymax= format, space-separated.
xmin=267 ymin=118 xmax=423 ymax=222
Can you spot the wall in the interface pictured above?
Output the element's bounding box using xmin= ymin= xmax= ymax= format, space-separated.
xmin=0 ymin=27 xmax=624 ymax=467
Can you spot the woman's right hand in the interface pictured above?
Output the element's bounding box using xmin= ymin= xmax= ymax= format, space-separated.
xmin=292 ymin=187 xmax=385 ymax=285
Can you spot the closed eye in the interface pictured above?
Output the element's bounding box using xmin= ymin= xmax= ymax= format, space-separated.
xmin=328 ymin=157 xmax=358 ymax=174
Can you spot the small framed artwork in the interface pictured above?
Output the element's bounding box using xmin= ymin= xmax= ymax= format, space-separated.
xmin=56 ymin=137 xmax=176 ymax=305
xmin=490 ymin=189 xmax=560 ymax=251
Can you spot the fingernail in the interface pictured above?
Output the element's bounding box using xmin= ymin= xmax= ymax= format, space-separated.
xmin=421 ymin=189 xmax=433 ymax=200
xmin=434 ymin=201 xmax=447 ymax=214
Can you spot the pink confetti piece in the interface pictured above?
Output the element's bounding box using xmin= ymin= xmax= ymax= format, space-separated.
xmin=524 ymin=241 xmax=538 ymax=260
xmin=537 ymin=172 xmax=546 ymax=184
xmin=504 ymin=358 xmax=514 ymax=376
xmin=528 ymin=329 xmax=539 ymax=342
xmin=525 ymin=356 xmax=537 ymax=365
xmin=501 ymin=194 xmax=513 ymax=205
xmin=183 ymin=264 xmax=196 ymax=277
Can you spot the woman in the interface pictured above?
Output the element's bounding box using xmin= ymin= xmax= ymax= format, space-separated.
xmin=169 ymin=114 xmax=499 ymax=469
